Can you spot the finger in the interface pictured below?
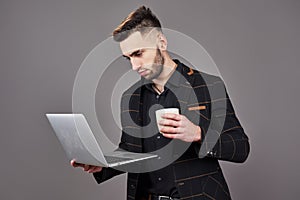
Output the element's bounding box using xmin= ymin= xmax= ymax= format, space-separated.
xmin=159 ymin=119 xmax=180 ymax=127
xmin=161 ymin=113 xmax=181 ymax=121
xmin=88 ymin=166 xmax=98 ymax=173
xmin=70 ymin=160 xmax=77 ymax=167
xmin=94 ymin=167 xmax=103 ymax=173
xmin=160 ymin=126 xmax=179 ymax=134
xmin=71 ymin=160 xmax=84 ymax=168
xmin=83 ymin=164 xmax=91 ymax=171
xmin=162 ymin=133 xmax=182 ymax=139
xmin=88 ymin=166 xmax=103 ymax=173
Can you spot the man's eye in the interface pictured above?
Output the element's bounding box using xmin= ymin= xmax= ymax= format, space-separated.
xmin=135 ymin=50 xmax=142 ymax=57
xmin=123 ymin=56 xmax=130 ymax=60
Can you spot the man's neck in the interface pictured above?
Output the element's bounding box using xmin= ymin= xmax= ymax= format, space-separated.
xmin=152 ymin=56 xmax=177 ymax=90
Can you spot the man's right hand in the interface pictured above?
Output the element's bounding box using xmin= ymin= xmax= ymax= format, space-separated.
xmin=70 ymin=159 xmax=103 ymax=173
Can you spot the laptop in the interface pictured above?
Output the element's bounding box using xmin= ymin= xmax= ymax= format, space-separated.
xmin=46 ymin=113 xmax=157 ymax=167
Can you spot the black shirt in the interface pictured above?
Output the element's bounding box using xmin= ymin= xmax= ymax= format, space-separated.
xmin=138 ymin=61 xmax=183 ymax=198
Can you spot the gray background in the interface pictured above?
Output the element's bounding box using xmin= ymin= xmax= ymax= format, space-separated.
xmin=1 ymin=0 xmax=299 ymax=199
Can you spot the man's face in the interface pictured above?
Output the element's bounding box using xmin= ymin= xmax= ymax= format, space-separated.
xmin=120 ymin=31 xmax=164 ymax=80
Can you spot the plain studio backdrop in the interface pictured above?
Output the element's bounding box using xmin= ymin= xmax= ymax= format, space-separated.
xmin=1 ymin=0 xmax=299 ymax=199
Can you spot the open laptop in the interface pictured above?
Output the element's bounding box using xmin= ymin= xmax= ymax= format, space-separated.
xmin=46 ymin=113 xmax=157 ymax=167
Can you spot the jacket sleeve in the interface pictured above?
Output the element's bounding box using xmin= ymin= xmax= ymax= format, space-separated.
xmin=93 ymin=167 xmax=124 ymax=184
xmin=92 ymin=89 xmax=141 ymax=184
xmin=92 ymin=130 xmax=130 ymax=184
xmin=197 ymin=78 xmax=250 ymax=163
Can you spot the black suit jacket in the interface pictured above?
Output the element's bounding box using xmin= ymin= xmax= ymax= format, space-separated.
xmin=93 ymin=60 xmax=250 ymax=200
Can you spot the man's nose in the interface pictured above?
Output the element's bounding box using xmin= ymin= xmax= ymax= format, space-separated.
xmin=130 ymin=58 xmax=141 ymax=71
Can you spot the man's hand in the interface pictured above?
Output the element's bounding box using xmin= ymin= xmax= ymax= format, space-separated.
xmin=159 ymin=113 xmax=201 ymax=142
xmin=70 ymin=159 xmax=103 ymax=173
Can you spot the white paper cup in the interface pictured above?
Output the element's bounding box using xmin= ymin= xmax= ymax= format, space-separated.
xmin=155 ymin=108 xmax=179 ymax=133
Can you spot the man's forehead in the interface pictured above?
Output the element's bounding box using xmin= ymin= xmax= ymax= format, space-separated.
xmin=120 ymin=31 xmax=157 ymax=55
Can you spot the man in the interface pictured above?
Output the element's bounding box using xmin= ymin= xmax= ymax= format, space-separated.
xmin=71 ymin=6 xmax=250 ymax=200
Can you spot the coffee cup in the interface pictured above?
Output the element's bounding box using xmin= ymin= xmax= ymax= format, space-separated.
xmin=155 ymin=108 xmax=179 ymax=133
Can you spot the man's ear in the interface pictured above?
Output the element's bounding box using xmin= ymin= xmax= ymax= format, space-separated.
xmin=158 ymin=33 xmax=167 ymax=51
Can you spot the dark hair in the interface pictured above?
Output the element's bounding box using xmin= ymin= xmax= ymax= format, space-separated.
xmin=113 ymin=6 xmax=162 ymax=42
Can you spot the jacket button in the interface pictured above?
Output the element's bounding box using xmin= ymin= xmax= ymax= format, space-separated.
xmin=130 ymin=184 xmax=135 ymax=189
xmin=178 ymin=182 xmax=185 ymax=186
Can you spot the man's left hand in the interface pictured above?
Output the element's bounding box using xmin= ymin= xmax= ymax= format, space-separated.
xmin=159 ymin=113 xmax=201 ymax=142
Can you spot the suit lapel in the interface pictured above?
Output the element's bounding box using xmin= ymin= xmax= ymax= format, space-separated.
xmin=175 ymin=64 xmax=197 ymax=116
xmin=128 ymin=84 xmax=143 ymax=152
xmin=124 ymin=63 xmax=198 ymax=152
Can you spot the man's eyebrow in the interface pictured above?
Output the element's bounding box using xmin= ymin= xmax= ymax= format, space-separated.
xmin=124 ymin=49 xmax=141 ymax=58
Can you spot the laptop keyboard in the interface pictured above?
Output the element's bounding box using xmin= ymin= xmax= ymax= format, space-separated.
xmin=104 ymin=156 xmax=132 ymax=164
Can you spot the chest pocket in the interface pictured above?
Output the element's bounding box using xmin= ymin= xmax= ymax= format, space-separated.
xmin=185 ymin=103 xmax=211 ymax=129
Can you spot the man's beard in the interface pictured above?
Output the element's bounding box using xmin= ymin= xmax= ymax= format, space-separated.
xmin=145 ymin=48 xmax=164 ymax=80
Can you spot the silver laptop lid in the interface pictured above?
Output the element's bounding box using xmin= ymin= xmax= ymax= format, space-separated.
xmin=46 ymin=114 xmax=109 ymax=167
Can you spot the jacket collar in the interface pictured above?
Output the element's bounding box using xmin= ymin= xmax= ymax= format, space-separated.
xmin=134 ymin=59 xmax=196 ymax=114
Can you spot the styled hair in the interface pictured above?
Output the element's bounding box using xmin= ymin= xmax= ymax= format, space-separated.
xmin=113 ymin=6 xmax=162 ymax=42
